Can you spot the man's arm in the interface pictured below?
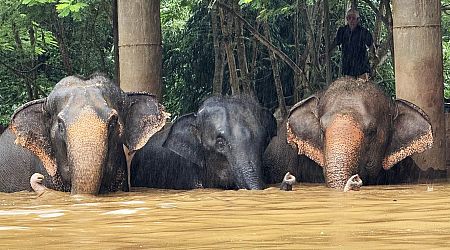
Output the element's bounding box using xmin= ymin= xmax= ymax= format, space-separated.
xmin=329 ymin=26 xmax=343 ymax=53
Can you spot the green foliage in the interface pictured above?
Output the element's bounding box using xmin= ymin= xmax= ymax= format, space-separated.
xmin=1 ymin=0 xmax=449 ymax=126
xmin=56 ymin=0 xmax=88 ymax=18
xmin=443 ymin=40 xmax=450 ymax=99
xmin=238 ymin=0 xmax=253 ymax=5
xmin=161 ymin=1 xmax=213 ymax=117
xmin=22 ymin=0 xmax=88 ymax=18
xmin=0 ymin=0 xmax=114 ymax=126
xmin=22 ymin=0 xmax=56 ymax=5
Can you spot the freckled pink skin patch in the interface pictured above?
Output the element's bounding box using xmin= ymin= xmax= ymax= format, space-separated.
xmin=288 ymin=114 xmax=363 ymax=190
xmin=66 ymin=107 xmax=107 ymax=194
xmin=323 ymin=114 xmax=363 ymax=190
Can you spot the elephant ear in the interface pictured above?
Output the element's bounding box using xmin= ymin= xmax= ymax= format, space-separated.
xmin=124 ymin=92 xmax=169 ymax=152
xmin=382 ymin=99 xmax=433 ymax=170
xmin=286 ymin=95 xmax=325 ymax=167
xmin=9 ymin=99 xmax=58 ymax=176
xmin=261 ymin=108 xmax=277 ymax=145
xmin=162 ymin=113 xmax=203 ymax=167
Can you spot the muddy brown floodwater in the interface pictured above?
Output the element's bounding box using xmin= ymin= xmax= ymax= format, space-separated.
xmin=0 ymin=183 xmax=449 ymax=249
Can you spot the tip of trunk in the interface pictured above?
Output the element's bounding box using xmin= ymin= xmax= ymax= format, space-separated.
xmin=326 ymin=181 xmax=346 ymax=190
xmin=236 ymin=179 xmax=265 ymax=190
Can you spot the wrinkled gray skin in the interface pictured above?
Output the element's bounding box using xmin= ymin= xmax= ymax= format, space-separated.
xmin=264 ymin=77 xmax=434 ymax=190
xmin=131 ymin=96 xmax=277 ymax=190
xmin=0 ymin=74 xmax=166 ymax=195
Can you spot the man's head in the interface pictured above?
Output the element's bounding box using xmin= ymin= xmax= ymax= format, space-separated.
xmin=346 ymin=9 xmax=360 ymax=30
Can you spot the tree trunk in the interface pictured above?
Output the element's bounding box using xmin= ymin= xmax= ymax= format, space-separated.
xmin=219 ymin=0 xmax=239 ymax=95
xmin=12 ymin=22 xmax=32 ymax=100
xmin=112 ymin=0 xmax=120 ymax=85
xmin=299 ymin=0 xmax=312 ymax=95
xmin=323 ymin=0 xmax=332 ymax=85
xmin=233 ymin=0 xmax=254 ymax=98
xmin=373 ymin=0 xmax=385 ymax=47
xmin=211 ymin=6 xmax=224 ymax=95
xmin=309 ymin=1 xmax=323 ymax=90
xmin=361 ymin=0 xmax=393 ymax=74
xmin=217 ymin=2 xmax=303 ymax=77
xmin=28 ymin=25 xmax=38 ymax=99
xmin=263 ymin=23 xmax=287 ymax=118
xmin=52 ymin=9 xmax=73 ymax=75
xmin=293 ymin=0 xmax=301 ymax=103
xmin=249 ymin=21 xmax=260 ymax=97
xmin=12 ymin=22 xmax=23 ymax=51
xmin=117 ymin=0 xmax=162 ymax=98
xmin=385 ymin=0 xmax=395 ymax=74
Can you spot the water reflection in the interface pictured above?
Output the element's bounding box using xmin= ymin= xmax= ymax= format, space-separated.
xmin=0 ymin=184 xmax=448 ymax=249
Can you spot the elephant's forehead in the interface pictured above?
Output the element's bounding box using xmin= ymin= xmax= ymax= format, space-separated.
xmin=48 ymin=85 xmax=122 ymax=109
xmin=200 ymin=104 xmax=256 ymax=124
xmin=51 ymin=83 xmax=118 ymax=98
xmin=199 ymin=105 xmax=256 ymax=136
xmin=322 ymin=90 xmax=390 ymax=114
xmin=320 ymin=99 xmax=373 ymax=130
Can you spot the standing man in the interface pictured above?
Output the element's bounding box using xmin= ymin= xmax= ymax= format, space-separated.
xmin=331 ymin=9 xmax=373 ymax=80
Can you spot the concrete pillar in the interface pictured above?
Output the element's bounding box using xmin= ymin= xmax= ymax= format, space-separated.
xmin=117 ymin=0 xmax=162 ymax=99
xmin=392 ymin=0 xmax=446 ymax=173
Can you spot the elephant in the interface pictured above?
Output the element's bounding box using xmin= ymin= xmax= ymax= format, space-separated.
xmin=264 ymin=77 xmax=434 ymax=190
xmin=131 ymin=95 xmax=277 ymax=190
xmin=0 ymin=74 xmax=167 ymax=195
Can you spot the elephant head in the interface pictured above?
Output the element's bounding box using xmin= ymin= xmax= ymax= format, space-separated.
xmin=163 ymin=96 xmax=276 ymax=190
xmin=10 ymin=74 xmax=167 ymax=194
xmin=286 ymin=77 xmax=433 ymax=190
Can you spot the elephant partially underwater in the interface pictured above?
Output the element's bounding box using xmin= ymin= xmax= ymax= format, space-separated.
xmin=131 ymin=96 xmax=277 ymax=190
xmin=264 ymin=77 xmax=435 ymax=190
xmin=0 ymin=74 xmax=167 ymax=195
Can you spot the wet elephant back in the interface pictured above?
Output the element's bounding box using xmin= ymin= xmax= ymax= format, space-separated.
xmin=0 ymin=129 xmax=41 ymax=192
xmin=131 ymin=126 xmax=202 ymax=190
xmin=263 ymin=121 xmax=324 ymax=184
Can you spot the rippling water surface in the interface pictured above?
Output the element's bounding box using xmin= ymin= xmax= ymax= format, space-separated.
xmin=0 ymin=183 xmax=448 ymax=249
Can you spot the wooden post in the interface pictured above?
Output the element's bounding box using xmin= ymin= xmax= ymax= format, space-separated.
xmin=117 ymin=0 xmax=162 ymax=98
xmin=392 ymin=0 xmax=446 ymax=174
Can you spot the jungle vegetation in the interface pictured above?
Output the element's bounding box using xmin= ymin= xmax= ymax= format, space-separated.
xmin=0 ymin=0 xmax=449 ymax=125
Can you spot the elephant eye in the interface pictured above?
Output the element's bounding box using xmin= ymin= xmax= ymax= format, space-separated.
xmin=109 ymin=114 xmax=118 ymax=130
xmin=57 ymin=118 xmax=66 ymax=134
xmin=215 ymin=136 xmax=227 ymax=152
xmin=366 ymin=127 xmax=377 ymax=137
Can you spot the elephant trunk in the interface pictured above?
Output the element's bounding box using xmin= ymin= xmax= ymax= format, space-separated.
xmin=324 ymin=114 xmax=363 ymax=190
xmin=232 ymin=150 xmax=265 ymax=190
xmin=67 ymin=109 xmax=109 ymax=195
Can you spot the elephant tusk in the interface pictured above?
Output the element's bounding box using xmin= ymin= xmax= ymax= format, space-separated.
xmin=123 ymin=145 xmax=136 ymax=191
xmin=343 ymin=174 xmax=363 ymax=192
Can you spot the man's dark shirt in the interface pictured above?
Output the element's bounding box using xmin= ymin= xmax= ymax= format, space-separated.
xmin=335 ymin=24 xmax=373 ymax=76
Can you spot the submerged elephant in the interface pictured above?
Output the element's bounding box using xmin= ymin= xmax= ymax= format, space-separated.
xmin=264 ymin=77 xmax=433 ymax=190
xmin=131 ymin=96 xmax=277 ymax=190
xmin=0 ymin=74 xmax=167 ymax=194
